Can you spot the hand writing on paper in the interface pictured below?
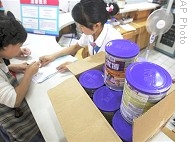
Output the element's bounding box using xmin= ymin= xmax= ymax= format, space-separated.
xmin=25 ymin=61 xmax=40 ymax=76
xmin=56 ymin=61 xmax=72 ymax=73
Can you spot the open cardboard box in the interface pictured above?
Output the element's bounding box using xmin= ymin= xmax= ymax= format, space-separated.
xmin=48 ymin=52 xmax=175 ymax=142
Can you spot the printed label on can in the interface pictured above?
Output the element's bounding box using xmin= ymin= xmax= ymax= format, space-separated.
xmin=105 ymin=53 xmax=136 ymax=91
xmin=120 ymin=104 xmax=133 ymax=124
xmin=148 ymin=93 xmax=166 ymax=103
xmin=121 ymin=79 xmax=168 ymax=123
xmin=123 ymin=82 xmax=149 ymax=108
xmin=122 ymin=98 xmax=144 ymax=114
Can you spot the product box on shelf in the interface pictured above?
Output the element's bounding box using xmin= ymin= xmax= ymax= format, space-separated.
xmin=48 ymin=51 xmax=175 ymax=142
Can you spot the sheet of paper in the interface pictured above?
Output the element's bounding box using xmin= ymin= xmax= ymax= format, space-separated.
xmin=32 ymin=55 xmax=77 ymax=83
xmin=119 ymin=24 xmax=136 ymax=32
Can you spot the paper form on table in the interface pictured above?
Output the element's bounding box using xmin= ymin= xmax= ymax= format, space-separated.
xmin=119 ymin=24 xmax=136 ymax=32
xmin=32 ymin=55 xmax=77 ymax=83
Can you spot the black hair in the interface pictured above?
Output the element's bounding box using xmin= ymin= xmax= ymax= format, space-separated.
xmin=0 ymin=10 xmax=16 ymax=20
xmin=0 ymin=10 xmax=18 ymax=65
xmin=0 ymin=14 xmax=27 ymax=50
xmin=71 ymin=0 xmax=119 ymax=30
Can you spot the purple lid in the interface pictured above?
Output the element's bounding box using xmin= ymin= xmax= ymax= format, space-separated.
xmin=79 ymin=69 xmax=104 ymax=89
xmin=105 ymin=39 xmax=140 ymax=58
xmin=93 ymin=86 xmax=122 ymax=111
xmin=112 ymin=110 xmax=132 ymax=142
xmin=126 ymin=62 xmax=172 ymax=95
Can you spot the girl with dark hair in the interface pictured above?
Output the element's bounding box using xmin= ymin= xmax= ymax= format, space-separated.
xmin=40 ymin=0 xmax=123 ymax=72
xmin=0 ymin=15 xmax=45 ymax=142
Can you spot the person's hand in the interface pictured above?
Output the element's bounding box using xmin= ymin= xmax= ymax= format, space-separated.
xmin=25 ymin=61 xmax=40 ymax=76
xmin=56 ymin=61 xmax=72 ymax=73
xmin=8 ymin=62 xmax=29 ymax=73
xmin=39 ymin=55 xmax=56 ymax=67
xmin=17 ymin=47 xmax=31 ymax=57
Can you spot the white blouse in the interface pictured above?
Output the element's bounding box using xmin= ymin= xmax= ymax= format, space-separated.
xmin=78 ymin=24 xmax=123 ymax=55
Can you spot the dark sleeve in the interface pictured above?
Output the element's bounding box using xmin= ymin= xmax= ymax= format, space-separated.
xmin=3 ymin=58 xmax=10 ymax=66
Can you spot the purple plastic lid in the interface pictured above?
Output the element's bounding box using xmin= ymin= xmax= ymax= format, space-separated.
xmin=79 ymin=69 xmax=104 ymax=89
xmin=105 ymin=39 xmax=140 ymax=58
xmin=93 ymin=86 xmax=122 ymax=111
xmin=112 ymin=110 xmax=132 ymax=142
xmin=126 ymin=62 xmax=172 ymax=95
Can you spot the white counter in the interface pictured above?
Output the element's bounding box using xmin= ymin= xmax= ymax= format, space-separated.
xmin=128 ymin=2 xmax=159 ymax=11
xmin=120 ymin=2 xmax=159 ymax=13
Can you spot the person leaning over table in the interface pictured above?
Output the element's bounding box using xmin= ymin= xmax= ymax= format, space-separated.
xmin=0 ymin=0 xmax=31 ymax=67
xmin=0 ymin=15 xmax=45 ymax=142
xmin=40 ymin=0 xmax=123 ymax=72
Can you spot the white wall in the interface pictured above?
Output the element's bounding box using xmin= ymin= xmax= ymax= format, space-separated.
xmin=1 ymin=0 xmax=21 ymax=20
xmin=1 ymin=0 xmax=148 ymax=20
xmin=126 ymin=0 xmax=147 ymax=4
xmin=59 ymin=0 xmax=79 ymax=13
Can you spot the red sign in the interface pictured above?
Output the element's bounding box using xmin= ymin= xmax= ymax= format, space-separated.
xmin=20 ymin=0 xmax=58 ymax=6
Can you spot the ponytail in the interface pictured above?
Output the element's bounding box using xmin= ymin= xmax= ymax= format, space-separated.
xmin=106 ymin=3 xmax=119 ymax=17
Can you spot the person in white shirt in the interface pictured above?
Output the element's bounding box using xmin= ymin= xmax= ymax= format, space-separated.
xmin=0 ymin=15 xmax=44 ymax=142
xmin=40 ymin=0 xmax=123 ymax=72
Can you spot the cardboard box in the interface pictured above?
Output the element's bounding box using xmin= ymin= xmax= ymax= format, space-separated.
xmin=161 ymin=126 xmax=175 ymax=141
xmin=48 ymin=52 xmax=175 ymax=142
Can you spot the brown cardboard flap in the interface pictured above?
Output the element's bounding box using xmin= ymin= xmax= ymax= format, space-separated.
xmin=162 ymin=126 xmax=175 ymax=141
xmin=67 ymin=51 xmax=105 ymax=76
xmin=48 ymin=76 xmax=121 ymax=142
xmin=167 ymin=83 xmax=175 ymax=95
xmin=133 ymin=90 xmax=175 ymax=142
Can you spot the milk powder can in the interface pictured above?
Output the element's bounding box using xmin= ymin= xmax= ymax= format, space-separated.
xmin=93 ymin=86 xmax=122 ymax=124
xmin=121 ymin=62 xmax=172 ymax=124
xmin=79 ymin=69 xmax=104 ymax=98
xmin=112 ymin=110 xmax=132 ymax=142
xmin=105 ymin=39 xmax=140 ymax=91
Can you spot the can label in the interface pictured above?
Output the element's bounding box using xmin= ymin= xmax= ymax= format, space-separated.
xmin=120 ymin=79 xmax=167 ymax=123
xmin=104 ymin=53 xmax=136 ymax=91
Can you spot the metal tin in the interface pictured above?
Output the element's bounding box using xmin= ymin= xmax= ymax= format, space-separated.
xmin=79 ymin=69 xmax=104 ymax=98
xmin=121 ymin=62 xmax=172 ymax=124
xmin=112 ymin=110 xmax=132 ymax=142
xmin=104 ymin=39 xmax=140 ymax=91
xmin=93 ymin=86 xmax=122 ymax=124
